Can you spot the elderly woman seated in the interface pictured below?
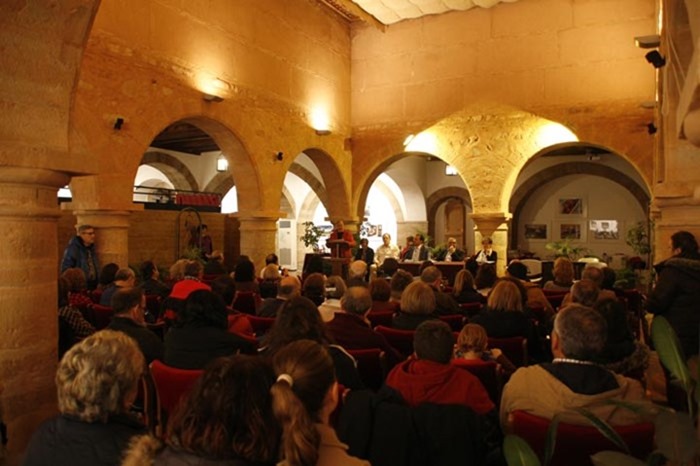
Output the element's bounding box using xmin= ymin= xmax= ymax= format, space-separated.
xmin=24 ymin=330 xmax=146 ymax=466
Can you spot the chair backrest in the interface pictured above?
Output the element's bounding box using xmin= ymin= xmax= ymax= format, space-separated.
xmin=231 ymin=291 xmax=260 ymax=315
xmin=375 ymin=325 xmax=415 ymax=357
xmin=510 ymin=410 xmax=654 ymax=466
xmin=246 ymin=314 xmax=276 ymax=336
xmin=91 ymin=304 xmax=114 ymax=330
xmin=149 ymin=360 xmax=204 ymax=433
xmin=487 ymin=336 xmax=528 ymax=367
xmin=543 ymin=291 xmax=567 ymax=310
xmin=451 ymin=359 xmax=500 ymax=407
xmin=347 ymin=348 xmax=387 ymax=391
xmin=459 ymin=302 xmax=482 ymax=317
xmin=367 ymin=311 xmax=395 ymax=328
xmin=438 ymin=314 xmax=466 ymax=331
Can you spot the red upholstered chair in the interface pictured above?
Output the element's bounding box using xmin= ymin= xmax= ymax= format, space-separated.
xmin=439 ymin=314 xmax=466 ymax=331
xmin=451 ymin=359 xmax=500 ymax=407
xmin=90 ymin=289 xmax=103 ymax=304
xmin=367 ymin=311 xmax=395 ymax=328
xmin=543 ymin=290 xmax=568 ymax=310
xmin=375 ymin=325 xmax=415 ymax=358
xmin=149 ymin=360 xmax=204 ymax=435
xmin=231 ymin=291 xmax=261 ymax=315
xmin=460 ymin=302 xmax=483 ymax=318
xmin=347 ymin=348 xmax=387 ymax=391
xmin=487 ymin=336 xmax=528 ymax=367
xmin=91 ymin=304 xmax=114 ymax=330
xmin=510 ymin=410 xmax=655 ymax=466
xmin=247 ymin=315 xmax=275 ymax=336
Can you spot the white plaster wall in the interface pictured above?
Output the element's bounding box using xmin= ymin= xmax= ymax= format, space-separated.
xmin=518 ymin=174 xmax=647 ymax=259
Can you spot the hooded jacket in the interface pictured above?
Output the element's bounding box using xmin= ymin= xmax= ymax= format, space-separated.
xmin=385 ymin=359 xmax=494 ymax=415
xmin=648 ymin=255 xmax=700 ymax=357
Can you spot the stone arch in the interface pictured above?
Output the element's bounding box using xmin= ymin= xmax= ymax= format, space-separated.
xmin=371 ymin=176 xmax=406 ymax=223
xmin=140 ymin=151 xmax=199 ymax=191
xmin=299 ymin=190 xmax=324 ymax=223
xmin=300 ymin=148 xmax=350 ymax=219
xmin=281 ymin=186 xmax=295 ymax=218
xmin=426 ymin=187 xmax=473 ymax=242
xmin=288 ymin=162 xmax=330 ymax=211
xmin=203 ymin=172 xmax=235 ymax=195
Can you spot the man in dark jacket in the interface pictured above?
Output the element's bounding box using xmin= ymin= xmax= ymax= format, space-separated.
xmin=108 ymin=287 xmax=164 ymax=364
xmin=60 ymin=224 xmax=99 ymax=290
xmin=648 ymin=230 xmax=700 ymax=357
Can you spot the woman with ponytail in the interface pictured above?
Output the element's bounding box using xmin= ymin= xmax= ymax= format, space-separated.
xmin=270 ymin=340 xmax=369 ymax=466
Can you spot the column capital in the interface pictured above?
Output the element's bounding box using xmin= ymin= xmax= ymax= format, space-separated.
xmin=0 ymin=167 xmax=70 ymax=219
xmin=71 ymin=209 xmax=132 ymax=228
xmin=469 ymin=212 xmax=512 ymax=234
xmin=231 ymin=211 xmax=284 ymax=232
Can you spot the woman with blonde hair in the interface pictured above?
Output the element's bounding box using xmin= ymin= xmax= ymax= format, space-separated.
xmin=24 ymin=330 xmax=145 ymax=466
xmin=452 ymin=269 xmax=486 ymax=305
xmin=391 ymin=280 xmax=438 ymax=330
xmin=455 ymin=323 xmax=516 ymax=376
xmin=543 ymin=257 xmax=575 ymax=291
xmin=271 ymin=340 xmax=369 ymax=466
xmin=470 ymin=280 xmax=535 ymax=343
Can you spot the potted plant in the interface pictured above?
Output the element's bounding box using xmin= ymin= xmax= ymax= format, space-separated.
xmin=545 ymin=238 xmax=588 ymax=260
xmin=300 ymin=221 xmax=325 ymax=253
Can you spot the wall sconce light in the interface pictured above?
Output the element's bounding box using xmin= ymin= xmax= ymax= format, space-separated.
xmin=635 ymin=34 xmax=660 ymax=49
xmin=445 ymin=165 xmax=458 ymax=176
xmin=647 ymin=123 xmax=658 ymax=135
xmin=203 ymin=93 xmax=224 ymax=103
xmin=645 ymin=51 xmax=666 ymax=68
xmin=315 ymin=129 xmax=331 ymax=136
xmin=217 ymin=154 xmax=228 ymax=172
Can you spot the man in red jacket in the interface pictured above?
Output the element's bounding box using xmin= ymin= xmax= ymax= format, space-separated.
xmin=386 ymin=320 xmax=494 ymax=415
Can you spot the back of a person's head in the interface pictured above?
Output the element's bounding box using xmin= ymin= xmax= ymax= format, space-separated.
xmin=456 ymin=323 xmax=488 ymax=355
xmin=278 ymin=276 xmax=301 ymax=299
xmin=390 ymin=269 xmax=413 ymax=299
xmin=420 ymin=266 xmax=441 ymax=284
xmin=234 ymin=259 xmax=255 ymax=282
xmin=210 ymin=275 xmax=236 ymax=304
xmin=554 ymin=304 xmax=607 ymax=361
xmin=111 ymin=286 xmax=143 ymax=314
xmin=264 ymin=296 xmax=329 ymax=353
xmin=581 ymin=266 xmax=604 ymax=287
xmin=453 ymin=269 xmax=475 ymax=295
xmin=671 ymin=230 xmax=699 ymax=257
xmin=325 ymin=275 xmax=346 ymax=299
xmin=265 ymin=253 xmax=279 ymax=265
xmin=302 ymin=273 xmax=325 ymax=305
xmin=140 ymin=260 xmax=157 ymax=281
xmin=380 ymin=258 xmax=399 ymax=277
xmin=114 ymin=267 xmax=135 ymax=282
xmin=341 ymin=286 xmax=372 ymax=316
xmin=61 ymin=268 xmax=87 ymax=292
xmin=418 ymin=260 xmax=433 ymax=274
xmin=179 ymin=289 xmax=227 ymax=329
xmin=348 ymin=260 xmax=367 ymax=279
xmin=167 ymin=355 xmax=279 ymax=462
xmin=506 ymin=261 xmax=528 ymax=281
xmin=601 ymin=267 xmax=617 ymax=290
xmin=99 ymin=263 xmax=119 ymax=286
xmin=414 ymin=320 xmax=454 ymax=364
xmin=57 ymin=330 xmax=144 ymax=422
xmin=169 ymin=259 xmax=189 ymax=281
xmin=553 ymin=257 xmax=574 ymax=284
xmin=369 ymin=277 xmax=391 ymax=302
xmin=571 ymin=279 xmax=599 ymax=307
xmin=262 ymin=264 xmax=280 ymax=281
xmin=270 ymin=339 xmax=335 ymax=466
xmin=487 ymin=280 xmax=523 ymax=312
xmin=184 ymin=260 xmax=203 ymax=278
xmin=475 ymin=263 xmax=497 ymax=289
xmin=465 ymin=258 xmax=479 ymax=277
xmin=400 ymin=280 xmax=436 ymax=315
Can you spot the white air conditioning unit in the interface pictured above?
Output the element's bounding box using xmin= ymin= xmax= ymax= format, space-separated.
xmin=277 ymin=219 xmax=297 ymax=270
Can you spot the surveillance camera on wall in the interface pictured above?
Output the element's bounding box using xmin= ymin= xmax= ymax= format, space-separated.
xmin=276 ymin=152 xmax=284 ymax=161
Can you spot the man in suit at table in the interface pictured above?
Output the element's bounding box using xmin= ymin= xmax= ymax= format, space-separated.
xmin=326 ymin=220 xmax=356 ymax=259
xmin=403 ymin=234 xmax=430 ymax=262
xmin=436 ymin=237 xmax=466 ymax=262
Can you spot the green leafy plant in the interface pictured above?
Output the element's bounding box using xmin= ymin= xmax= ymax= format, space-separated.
xmin=626 ymin=222 xmax=651 ymax=256
xmin=545 ymin=238 xmax=589 ymax=260
xmin=300 ymin=221 xmax=325 ymax=252
xmin=181 ymin=246 xmax=204 ymax=263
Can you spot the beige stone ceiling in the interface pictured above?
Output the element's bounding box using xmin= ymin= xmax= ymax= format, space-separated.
xmin=350 ymin=0 xmax=520 ymax=24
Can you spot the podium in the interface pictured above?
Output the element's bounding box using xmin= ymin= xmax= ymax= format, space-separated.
xmin=327 ymin=239 xmax=351 ymax=278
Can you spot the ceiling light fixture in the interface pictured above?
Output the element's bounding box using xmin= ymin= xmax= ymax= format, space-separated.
xmin=445 ymin=165 xmax=458 ymax=176
xmin=315 ymin=129 xmax=331 ymax=136
xmin=203 ymin=93 xmax=224 ymax=103
xmin=634 ymin=34 xmax=661 ymax=48
xmin=216 ymin=154 xmax=228 ymax=172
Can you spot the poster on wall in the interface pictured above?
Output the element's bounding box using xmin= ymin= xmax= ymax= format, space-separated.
xmin=559 ymin=223 xmax=582 ymax=240
xmin=590 ymin=220 xmax=619 ymax=240
xmin=524 ymin=224 xmax=548 ymax=240
xmin=558 ymin=198 xmax=584 ymax=215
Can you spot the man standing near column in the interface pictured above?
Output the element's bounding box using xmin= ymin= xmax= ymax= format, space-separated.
xmin=60 ymin=224 xmax=99 ymax=290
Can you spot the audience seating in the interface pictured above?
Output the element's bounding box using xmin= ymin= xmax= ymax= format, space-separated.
xmin=510 ymin=410 xmax=654 ymax=466
xmin=367 ymin=311 xmax=394 ymax=328
xmin=459 ymin=302 xmax=482 ymax=317
xmin=438 ymin=314 xmax=466 ymax=331
xmin=91 ymin=304 xmax=114 ymax=330
xmin=231 ymin=291 xmax=261 ymax=315
xmin=247 ymin=315 xmax=275 ymax=336
xmin=488 ymin=336 xmax=528 ymax=367
xmin=543 ymin=290 xmax=567 ymax=310
xmin=451 ymin=359 xmax=500 ymax=407
xmin=90 ymin=289 xmax=103 ymax=304
xmin=374 ymin=326 xmax=415 ymax=358
xmin=347 ymin=348 xmax=387 ymax=391
xmin=149 ymin=360 xmax=204 ymax=436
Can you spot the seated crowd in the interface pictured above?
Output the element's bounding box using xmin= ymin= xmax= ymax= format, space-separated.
xmin=42 ymin=239 xmax=678 ymax=466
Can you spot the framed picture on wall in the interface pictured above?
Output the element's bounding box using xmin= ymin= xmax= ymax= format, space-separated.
xmin=524 ymin=223 xmax=548 ymax=240
xmin=590 ymin=220 xmax=619 ymax=240
xmin=558 ymin=222 xmax=585 ymax=241
xmin=558 ymin=198 xmax=584 ymax=216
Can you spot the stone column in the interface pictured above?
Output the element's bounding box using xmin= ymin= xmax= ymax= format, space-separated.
xmin=469 ymin=212 xmax=512 ymax=276
xmin=72 ymin=210 xmax=132 ymax=269
xmin=234 ymin=212 xmax=282 ymax=274
xmin=0 ymin=167 xmax=71 ymax=462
